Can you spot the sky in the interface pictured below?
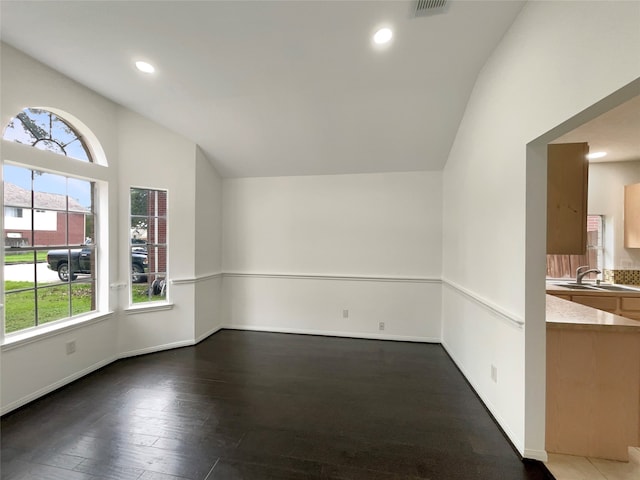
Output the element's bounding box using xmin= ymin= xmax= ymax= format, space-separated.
xmin=3 ymin=109 xmax=93 ymax=209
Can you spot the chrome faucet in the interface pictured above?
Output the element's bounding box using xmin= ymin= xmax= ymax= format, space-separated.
xmin=576 ymin=265 xmax=601 ymax=284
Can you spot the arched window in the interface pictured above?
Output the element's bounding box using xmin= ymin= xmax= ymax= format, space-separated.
xmin=4 ymin=108 xmax=91 ymax=162
xmin=3 ymin=108 xmax=103 ymax=335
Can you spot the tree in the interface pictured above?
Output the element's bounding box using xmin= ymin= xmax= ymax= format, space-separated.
xmin=130 ymin=188 xmax=149 ymax=235
xmin=17 ymin=111 xmax=48 ymax=140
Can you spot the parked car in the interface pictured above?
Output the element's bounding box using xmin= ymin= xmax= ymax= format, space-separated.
xmin=47 ymin=247 xmax=148 ymax=282
xmin=131 ymin=238 xmax=147 ymax=254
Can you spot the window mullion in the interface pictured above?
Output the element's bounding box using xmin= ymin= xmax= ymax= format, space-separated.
xmin=3 ymin=108 xmax=100 ymax=335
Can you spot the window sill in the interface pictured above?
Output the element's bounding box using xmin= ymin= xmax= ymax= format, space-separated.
xmin=124 ymin=302 xmax=174 ymax=315
xmin=1 ymin=311 xmax=115 ymax=351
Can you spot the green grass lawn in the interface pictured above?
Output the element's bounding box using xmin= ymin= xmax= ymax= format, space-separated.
xmin=4 ymin=280 xmax=159 ymax=334
xmin=5 ymin=281 xmax=35 ymax=291
xmin=4 ymin=252 xmax=48 ymax=264
xmin=132 ymin=283 xmax=157 ymax=303
xmin=4 ymin=281 xmax=94 ymax=333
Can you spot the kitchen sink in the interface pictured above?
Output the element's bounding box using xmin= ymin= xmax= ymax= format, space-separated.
xmin=554 ymin=282 xmax=640 ymax=292
xmin=559 ymin=283 xmax=599 ymax=290
xmin=593 ymin=284 xmax=640 ymax=292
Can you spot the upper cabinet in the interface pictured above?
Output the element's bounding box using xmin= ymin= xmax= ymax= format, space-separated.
xmin=547 ymin=142 xmax=589 ymax=255
xmin=624 ymin=183 xmax=640 ymax=248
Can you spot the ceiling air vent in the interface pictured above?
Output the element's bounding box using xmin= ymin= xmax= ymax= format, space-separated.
xmin=414 ymin=0 xmax=449 ymax=17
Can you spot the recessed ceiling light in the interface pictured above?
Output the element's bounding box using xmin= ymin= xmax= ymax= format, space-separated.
xmin=587 ymin=151 xmax=607 ymax=160
xmin=373 ymin=28 xmax=393 ymax=45
xmin=135 ymin=61 xmax=155 ymax=74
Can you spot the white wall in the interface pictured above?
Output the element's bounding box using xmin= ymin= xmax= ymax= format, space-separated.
xmin=194 ymin=147 xmax=224 ymax=341
xmin=195 ymin=147 xmax=223 ymax=277
xmin=116 ymin=108 xmax=198 ymax=356
xmin=0 ymin=46 xmax=120 ymax=163
xmin=0 ymin=44 xmax=225 ymax=413
xmin=1 ymin=318 xmax=118 ymax=413
xmin=223 ymin=275 xmax=440 ymax=341
xmin=222 ymin=171 xmax=442 ymax=340
xmin=442 ymin=0 xmax=640 ymax=460
xmin=589 ymin=160 xmax=640 ymax=270
xmin=4 ymin=3 xmax=638 ymax=460
xmin=1 ymin=43 xmax=121 ymax=412
xmin=223 ymin=172 xmax=441 ymax=276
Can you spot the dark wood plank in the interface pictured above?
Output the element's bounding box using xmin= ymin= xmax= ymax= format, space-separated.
xmin=1 ymin=330 xmax=553 ymax=480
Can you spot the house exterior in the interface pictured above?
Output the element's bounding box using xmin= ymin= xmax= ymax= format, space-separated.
xmin=3 ymin=182 xmax=88 ymax=247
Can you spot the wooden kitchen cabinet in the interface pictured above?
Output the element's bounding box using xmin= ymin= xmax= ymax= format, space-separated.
xmin=546 ymin=295 xmax=640 ymax=461
xmin=620 ymin=296 xmax=640 ymax=320
xmin=547 ymin=142 xmax=589 ymax=254
xmin=547 ymin=288 xmax=640 ymax=321
xmin=546 ymin=315 xmax=640 ymax=461
xmin=625 ymin=183 xmax=640 ymax=248
xmin=571 ymin=295 xmax=617 ymax=313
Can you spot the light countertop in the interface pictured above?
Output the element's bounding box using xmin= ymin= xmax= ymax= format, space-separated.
xmin=546 ymin=282 xmax=640 ymax=297
xmin=546 ymin=294 xmax=640 ymax=332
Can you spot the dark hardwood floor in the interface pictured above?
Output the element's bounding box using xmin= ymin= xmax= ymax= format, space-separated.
xmin=1 ymin=330 xmax=553 ymax=479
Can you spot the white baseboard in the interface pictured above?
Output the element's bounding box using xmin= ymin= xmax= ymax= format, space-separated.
xmin=0 ymin=356 xmax=116 ymax=416
xmin=195 ymin=325 xmax=224 ymax=344
xmin=119 ymin=325 xmax=224 ymax=359
xmin=118 ymin=339 xmax=195 ymax=359
xmin=441 ymin=340 xmax=526 ymax=457
xmin=524 ymin=449 xmax=549 ymax=462
xmin=1 ymin=327 xmax=226 ymax=416
xmin=3 ymin=326 xmax=542 ymax=465
xmin=223 ymin=324 xmax=440 ymax=343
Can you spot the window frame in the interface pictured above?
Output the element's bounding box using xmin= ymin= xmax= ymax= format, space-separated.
xmin=128 ymin=186 xmax=169 ymax=307
xmin=546 ymin=214 xmax=605 ymax=280
xmin=1 ymin=108 xmax=109 ymax=342
xmin=5 ymin=207 xmax=23 ymax=218
xmin=4 ymin=108 xmax=92 ymax=162
xmin=3 ymin=166 xmax=98 ymax=334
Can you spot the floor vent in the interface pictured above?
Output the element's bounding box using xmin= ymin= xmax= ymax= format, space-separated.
xmin=414 ymin=0 xmax=448 ymax=17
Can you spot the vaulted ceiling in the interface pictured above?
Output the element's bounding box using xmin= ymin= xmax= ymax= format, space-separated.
xmin=1 ymin=1 xmax=525 ymax=177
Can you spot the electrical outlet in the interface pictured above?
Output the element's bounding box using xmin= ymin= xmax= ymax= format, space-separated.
xmin=66 ymin=340 xmax=76 ymax=355
xmin=378 ymin=322 xmax=385 ymax=331
xmin=491 ymin=364 xmax=498 ymax=383
xmin=342 ymin=309 xmax=349 ymax=319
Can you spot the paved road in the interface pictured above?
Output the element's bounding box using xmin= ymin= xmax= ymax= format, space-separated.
xmin=4 ymin=262 xmax=61 ymax=283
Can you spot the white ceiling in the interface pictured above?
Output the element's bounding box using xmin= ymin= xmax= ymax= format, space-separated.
xmin=552 ymin=95 xmax=640 ymax=164
xmin=0 ymin=0 xmax=525 ymax=178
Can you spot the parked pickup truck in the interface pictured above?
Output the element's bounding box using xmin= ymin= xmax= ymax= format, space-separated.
xmin=47 ymin=247 xmax=148 ymax=283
